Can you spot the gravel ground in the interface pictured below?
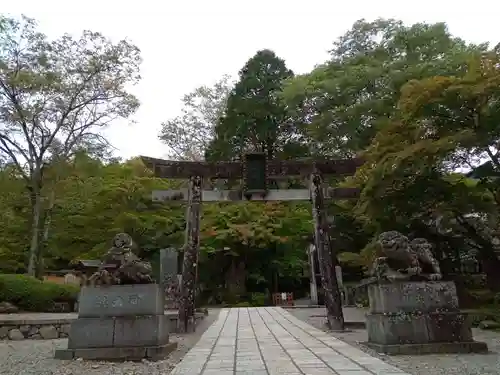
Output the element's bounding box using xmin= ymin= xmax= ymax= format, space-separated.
xmin=288 ymin=308 xmax=500 ymax=375
xmin=0 ymin=309 xmax=221 ymax=375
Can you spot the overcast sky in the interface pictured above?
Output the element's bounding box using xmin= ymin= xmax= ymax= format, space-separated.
xmin=3 ymin=1 xmax=498 ymax=160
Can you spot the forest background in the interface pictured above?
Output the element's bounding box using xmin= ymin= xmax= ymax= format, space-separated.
xmin=1 ymin=16 xmax=500 ymax=309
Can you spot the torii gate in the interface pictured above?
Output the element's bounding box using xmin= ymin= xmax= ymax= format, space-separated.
xmin=141 ymin=153 xmax=362 ymax=332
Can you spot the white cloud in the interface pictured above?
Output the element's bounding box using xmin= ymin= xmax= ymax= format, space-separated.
xmin=2 ymin=0 xmax=498 ymax=160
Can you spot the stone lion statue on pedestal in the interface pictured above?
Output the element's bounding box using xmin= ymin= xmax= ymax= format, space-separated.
xmin=86 ymin=233 xmax=153 ymax=286
xmin=370 ymin=231 xmax=442 ymax=282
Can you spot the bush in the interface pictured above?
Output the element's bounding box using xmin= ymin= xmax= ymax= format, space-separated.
xmin=221 ymin=291 xmax=240 ymax=305
xmin=250 ymin=292 xmax=268 ymax=306
xmin=458 ymin=274 xmax=487 ymax=290
xmin=0 ymin=274 xmax=80 ymax=312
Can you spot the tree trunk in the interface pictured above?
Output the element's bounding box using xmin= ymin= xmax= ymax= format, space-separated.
xmin=27 ymin=189 xmax=43 ymax=276
xmin=35 ymin=190 xmax=56 ymax=278
xmin=310 ymin=172 xmax=345 ymax=331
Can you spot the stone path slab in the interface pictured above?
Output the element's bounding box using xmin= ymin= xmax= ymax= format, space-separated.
xmin=171 ymin=307 xmax=410 ymax=375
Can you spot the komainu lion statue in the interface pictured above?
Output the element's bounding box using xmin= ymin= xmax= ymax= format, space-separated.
xmin=370 ymin=231 xmax=442 ymax=282
xmin=86 ymin=233 xmax=154 ymax=286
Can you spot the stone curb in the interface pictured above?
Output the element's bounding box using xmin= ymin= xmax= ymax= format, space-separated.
xmin=0 ymin=312 xmax=206 ymax=340
xmin=0 ymin=323 xmax=70 ymax=340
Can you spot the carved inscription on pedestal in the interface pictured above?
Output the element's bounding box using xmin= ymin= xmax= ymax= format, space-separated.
xmin=78 ymin=285 xmax=163 ymax=318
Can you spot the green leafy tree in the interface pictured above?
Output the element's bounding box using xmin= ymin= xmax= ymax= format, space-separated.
xmin=281 ymin=19 xmax=484 ymax=157
xmin=44 ymin=155 xmax=184 ymax=267
xmin=206 ymin=49 xmax=306 ymax=161
xmin=0 ymin=15 xmax=141 ymax=275
xmin=199 ymin=202 xmax=312 ymax=301
xmin=159 ymin=75 xmax=233 ymax=161
xmin=0 ymin=165 xmax=30 ymax=272
xmin=355 ymin=50 xmax=500 ymax=289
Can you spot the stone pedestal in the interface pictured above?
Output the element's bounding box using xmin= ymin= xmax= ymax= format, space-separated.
xmin=364 ymin=281 xmax=488 ymax=355
xmin=55 ymin=284 xmax=177 ymax=361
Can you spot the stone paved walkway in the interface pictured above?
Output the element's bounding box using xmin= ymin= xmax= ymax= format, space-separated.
xmin=171 ymin=307 xmax=410 ymax=375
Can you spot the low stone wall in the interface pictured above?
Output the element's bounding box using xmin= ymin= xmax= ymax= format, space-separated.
xmin=1 ymin=312 xmax=206 ymax=341
xmin=0 ymin=319 xmax=70 ymax=340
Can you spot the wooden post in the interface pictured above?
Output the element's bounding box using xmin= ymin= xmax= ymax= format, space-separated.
xmin=310 ymin=172 xmax=345 ymax=331
xmin=179 ymin=175 xmax=202 ymax=333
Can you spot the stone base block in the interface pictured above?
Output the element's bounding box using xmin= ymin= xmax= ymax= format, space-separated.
xmin=68 ymin=315 xmax=169 ymax=349
xmin=363 ymin=341 xmax=488 ymax=355
xmin=426 ymin=312 xmax=473 ymax=343
xmin=367 ymin=312 xmax=428 ymax=345
xmin=54 ymin=342 xmax=178 ymax=361
xmin=368 ymin=281 xmax=459 ymax=314
xmin=367 ymin=312 xmax=474 ymax=345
